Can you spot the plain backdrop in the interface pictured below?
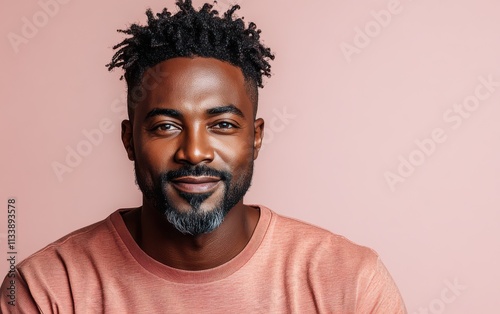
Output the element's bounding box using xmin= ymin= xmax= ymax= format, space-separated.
xmin=1 ymin=0 xmax=500 ymax=312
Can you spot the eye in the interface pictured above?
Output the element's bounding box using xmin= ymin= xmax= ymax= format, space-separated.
xmin=213 ymin=121 xmax=237 ymax=129
xmin=156 ymin=124 xmax=175 ymax=131
xmin=150 ymin=123 xmax=181 ymax=134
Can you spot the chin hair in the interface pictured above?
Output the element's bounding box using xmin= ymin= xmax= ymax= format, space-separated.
xmin=164 ymin=207 xmax=226 ymax=235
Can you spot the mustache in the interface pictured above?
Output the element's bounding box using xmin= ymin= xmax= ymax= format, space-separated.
xmin=161 ymin=165 xmax=231 ymax=182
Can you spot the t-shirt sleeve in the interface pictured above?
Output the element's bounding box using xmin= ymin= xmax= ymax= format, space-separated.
xmin=0 ymin=269 xmax=42 ymax=314
xmin=355 ymin=256 xmax=407 ymax=313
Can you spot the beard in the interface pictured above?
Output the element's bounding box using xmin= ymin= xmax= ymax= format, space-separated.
xmin=134 ymin=162 xmax=253 ymax=236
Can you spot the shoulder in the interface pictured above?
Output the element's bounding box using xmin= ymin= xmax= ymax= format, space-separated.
xmin=260 ymin=206 xmax=406 ymax=312
xmin=17 ymin=210 xmax=122 ymax=275
xmin=261 ymin=206 xmax=384 ymax=286
xmin=2 ymin=210 xmax=127 ymax=312
xmin=268 ymin=208 xmax=378 ymax=262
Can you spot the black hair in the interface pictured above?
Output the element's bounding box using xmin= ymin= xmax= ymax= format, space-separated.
xmin=106 ymin=0 xmax=274 ymax=117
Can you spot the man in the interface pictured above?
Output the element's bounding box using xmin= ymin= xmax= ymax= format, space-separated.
xmin=1 ymin=1 xmax=406 ymax=312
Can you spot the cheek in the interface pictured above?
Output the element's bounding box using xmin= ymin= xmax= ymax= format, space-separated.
xmin=135 ymin=139 xmax=175 ymax=175
xmin=215 ymin=134 xmax=255 ymax=171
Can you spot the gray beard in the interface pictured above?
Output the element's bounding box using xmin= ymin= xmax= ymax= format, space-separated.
xmin=166 ymin=210 xmax=225 ymax=235
xmin=164 ymin=194 xmax=227 ymax=235
xmin=161 ymin=189 xmax=229 ymax=235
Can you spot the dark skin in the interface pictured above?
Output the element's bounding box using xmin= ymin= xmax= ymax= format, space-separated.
xmin=120 ymin=57 xmax=264 ymax=270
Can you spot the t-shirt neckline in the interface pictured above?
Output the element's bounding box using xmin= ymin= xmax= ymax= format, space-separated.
xmin=109 ymin=205 xmax=272 ymax=284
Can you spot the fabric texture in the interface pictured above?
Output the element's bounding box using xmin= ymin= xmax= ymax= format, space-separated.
xmin=1 ymin=205 xmax=407 ymax=313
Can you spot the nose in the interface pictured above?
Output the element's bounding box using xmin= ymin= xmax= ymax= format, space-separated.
xmin=174 ymin=125 xmax=214 ymax=165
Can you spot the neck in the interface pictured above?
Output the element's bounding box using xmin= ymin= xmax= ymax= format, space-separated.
xmin=123 ymin=201 xmax=259 ymax=270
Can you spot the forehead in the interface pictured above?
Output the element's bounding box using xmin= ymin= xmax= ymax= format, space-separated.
xmin=135 ymin=57 xmax=252 ymax=117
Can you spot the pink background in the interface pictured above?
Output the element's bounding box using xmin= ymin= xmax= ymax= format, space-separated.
xmin=1 ymin=0 xmax=499 ymax=312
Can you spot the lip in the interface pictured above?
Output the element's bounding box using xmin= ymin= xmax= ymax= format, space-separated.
xmin=171 ymin=176 xmax=222 ymax=194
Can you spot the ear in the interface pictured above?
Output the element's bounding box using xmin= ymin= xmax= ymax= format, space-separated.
xmin=121 ymin=120 xmax=135 ymax=161
xmin=253 ymin=118 xmax=264 ymax=160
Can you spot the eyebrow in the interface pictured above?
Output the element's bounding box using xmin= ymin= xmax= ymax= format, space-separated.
xmin=145 ymin=108 xmax=183 ymax=120
xmin=206 ymin=104 xmax=245 ymax=118
xmin=145 ymin=104 xmax=245 ymax=121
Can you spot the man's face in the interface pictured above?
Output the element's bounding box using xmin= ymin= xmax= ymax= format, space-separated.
xmin=122 ymin=57 xmax=264 ymax=235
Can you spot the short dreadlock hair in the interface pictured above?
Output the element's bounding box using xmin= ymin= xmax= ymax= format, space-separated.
xmin=106 ymin=0 xmax=275 ymax=118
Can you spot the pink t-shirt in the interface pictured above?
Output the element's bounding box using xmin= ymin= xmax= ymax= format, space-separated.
xmin=1 ymin=205 xmax=406 ymax=313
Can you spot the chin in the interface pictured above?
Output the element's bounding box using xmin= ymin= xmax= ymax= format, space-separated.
xmin=164 ymin=203 xmax=228 ymax=235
